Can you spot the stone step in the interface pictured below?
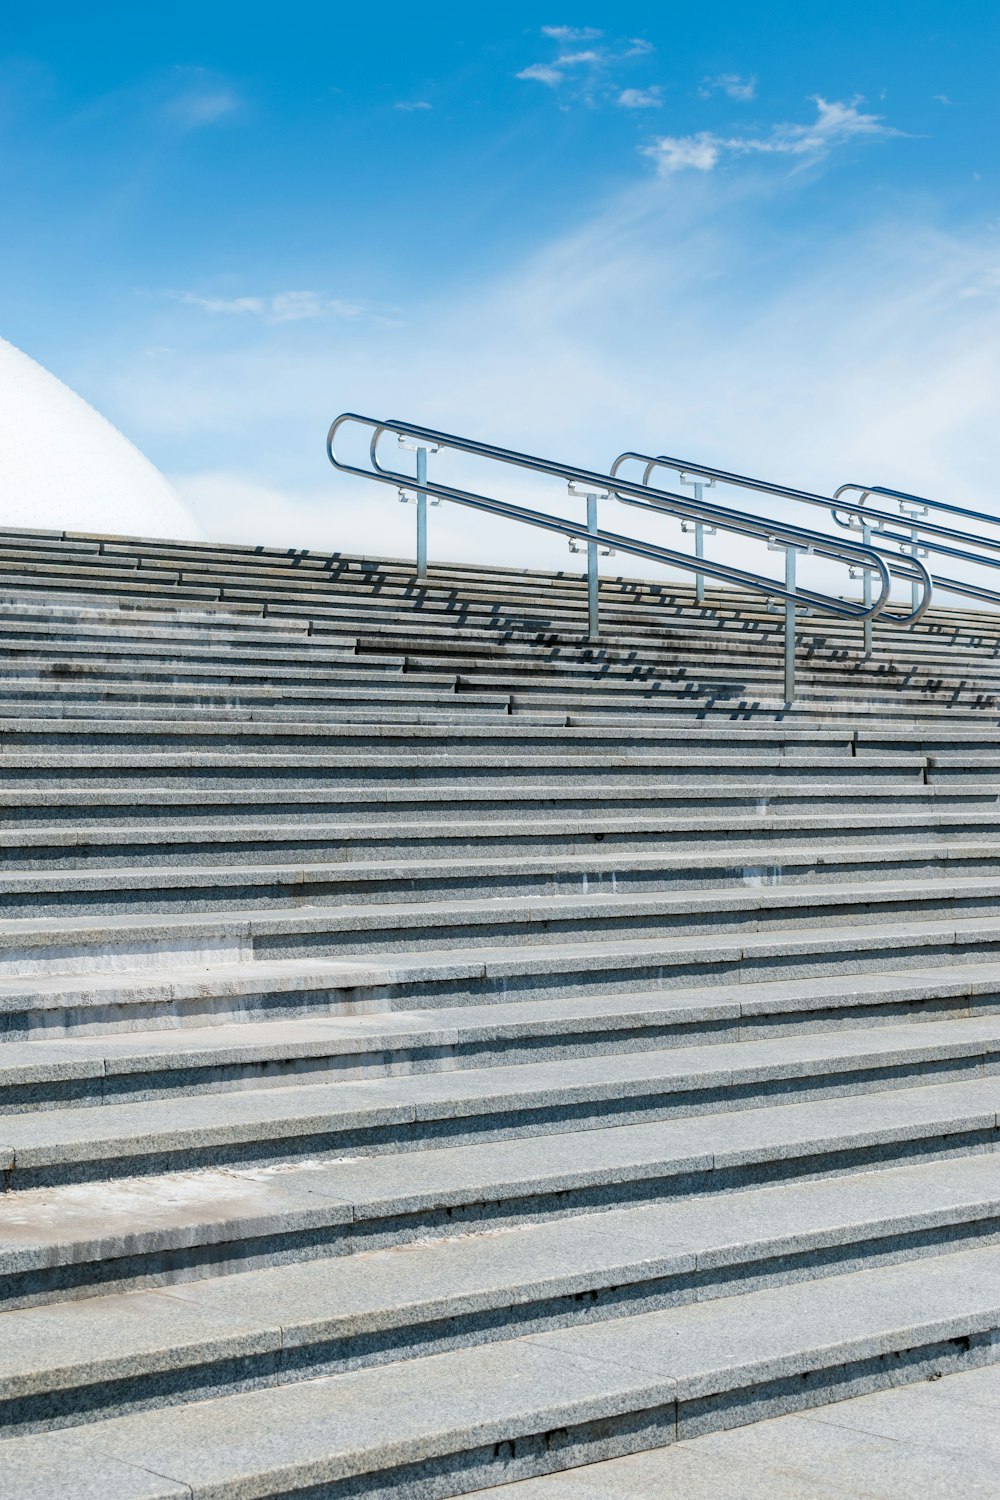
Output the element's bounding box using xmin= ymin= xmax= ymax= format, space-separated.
xmin=3 ymin=958 xmax=1000 ymax=1101
xmin=1 ymin=912 xmax=997 ymax=1021
xmin=2 ymin=1073 xmax=998 ymax=1305
xmin=0 ymin=781 xmax=993 ymax=832
xmin=2 ymin=1017 xmax=999 ymax=1189
xmin=2 ymin=1239 xmax=999 ymax=1495
xmin=7 ymin=815 xmax=1000 ymax=869
xmin=0 ymin=715 xmax=873 ymax=753
xmin=2 ymin=708 xmax=1000 ymax=756
xmin=5 ymin=635 xmax=1000 ymax=689
xmin=465 ymin=1364 xmax=1000 ymax=1500
xmin=0 ymin=744 xmax=928 ymax=784
xmin=1 ymin=1153 xmax=999 ymax=1435
xmin=0 ymin=843 xmax=998 ymax=917
xmin=4 ymin=622 xmax=999 ymax=678
xmin=0 ymin=871 xmax=995 ymax=954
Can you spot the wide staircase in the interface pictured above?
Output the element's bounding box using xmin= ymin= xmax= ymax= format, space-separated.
xmin=2 ymin=524 xmax=1000 ymax=1497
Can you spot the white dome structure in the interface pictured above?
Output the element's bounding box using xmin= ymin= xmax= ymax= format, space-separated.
xmin=0 ymin=337 xmax=203 ymax=540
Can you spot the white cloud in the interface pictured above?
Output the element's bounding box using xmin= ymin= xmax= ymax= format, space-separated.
xmin=643 ymin=132 xmax=722 ymax=171
xmin=616 ymin=87 xmax=662 ymax=110
xmin=162 ymin=70 xmax=242 ymax=129
xmin=759 ymin=96 xmax=904 ymax=154
xmin=179 ymin=294 xmax=265 ymax=315
xmin=644 ymin=96 xmax=903 ymax=174
xmin=541 ymin=25 xmax=602 ymax=41
xmin=517 ymin=29 xmax=655 ymax=95
xmin=516 ymin=63 xmax=564 ymax=86
xmin=395 ymin=100 xmax=432 ymax=111
xmin=700 ymin=73 xmax=757 ymax=102
xmin=177 ymin=291 xmax=367 ymax=323
xmin=555 ymin=49 xmax=603 ymax=65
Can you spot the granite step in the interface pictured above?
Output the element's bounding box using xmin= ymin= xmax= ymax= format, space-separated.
xmin=2 ymin=1075 xmax=999 ymax=1305
xmin=1 ymin=844 xmax=999 ymax=917
xmin=7 ymin=816 xmax=1000 ymax=870
xmin=3 ymin=1017 xmax=1000 ymax=1188
xmin=0 ymin=781 xmax=994 ymax=832
xmin=2 ymin=913 xmax=999 ymax=1022
xmin=2 ymin=1240 xmax=1000 ymax=1496
xmin=2 ymin=1153 xmax=1000 ymax=1435
xmin=2 ymin=958 xmax=1000 ymax=1102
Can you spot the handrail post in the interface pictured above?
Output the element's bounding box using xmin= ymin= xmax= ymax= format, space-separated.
xmin=784 ymin=545 xmax=797 ymax=705
xmin=692 ymin=482 xmax=705 ymax=604
xmin=862 ymin=521 xmax=873 ymax=656
xmin=678 ymin=471 xmax=716 ymax=605
xmin=896 ymin=502 xmax=929 ymax=619
xmin=416 ymin=445 xmax=428 ymax=581
xmin=396 ymin=434 xmax=438 ymax=581
xmin=586 ymin=492 xmax=599 ymax=641
xmin=568 ymin=482 xmax=609 ymax=642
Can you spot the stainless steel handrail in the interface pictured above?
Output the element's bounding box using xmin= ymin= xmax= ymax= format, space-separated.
xmin=611 ymin=450 xmax=933 ymax=630
xmin=328 ymin=413 xmax=900 ymax=703
xmin=832 ymin=482 xmax=1000 ymax=609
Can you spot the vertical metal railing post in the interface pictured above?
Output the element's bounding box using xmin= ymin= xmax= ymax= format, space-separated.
xmin=784 ymin=545 xmax=797 ymax=704
xmin=692 ymin=483 xmax=705 ymax=604
xmin=862 ymin=521 xmax=873 ymax=656
xmin=568 ymin=482 xmax=609 ymax=642
xmin=677 ymin=472 xmax=716 ymax=605
xmin=586 ymin=491 xmax=599 ymax=641
xmin=415 ymin=445 xmax=428 ymax=581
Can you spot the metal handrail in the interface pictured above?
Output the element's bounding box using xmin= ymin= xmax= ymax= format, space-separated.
xmin=832 ymin=482 xmax=1000 ymax=609
xmin=328 ymin=413 xmax=902 ymax=703
xmin=611 ymin=450 xmax=932 ymax=630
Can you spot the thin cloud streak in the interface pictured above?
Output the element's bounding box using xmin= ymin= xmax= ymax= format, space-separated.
xmin=644 ymin=97 xmax=904 ymax=173
xmin=174 ymin=290 xmax=370 ymax=323
xmin=617 ymin=87 xmax=662 ymax=110
xmin=700 ymin=73 xmax=757 ymax=102
xmin=540 ymin=25 xmax=602 ymax=42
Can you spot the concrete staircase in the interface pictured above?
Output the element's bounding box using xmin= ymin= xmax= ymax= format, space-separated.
xmin=2 ymin=524 xmax=1000 ymax=1496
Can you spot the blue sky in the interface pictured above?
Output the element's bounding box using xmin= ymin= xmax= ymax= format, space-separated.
xmin=3 ymin=2 xmax=999 ymax=572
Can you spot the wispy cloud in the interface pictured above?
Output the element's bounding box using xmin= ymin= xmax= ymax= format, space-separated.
xmin=700 ymin=73 xmax=757 ymax=102
xmin=645 ymin=132 xmax=722 ymax=171
xmin=617 ymin=87 xmax=662 ymax=110
xmin=161 ymin=69 xmax=242 ymax=130
xmin=644 ymin=97 xmax=904 ymax=174
xmin=176 ymin=290 xmax=369 ymax=323
xmin=395 ymin=99 xmax=432 ymax=111
xmin=556 ymin=50 xmax=603 ymax=65
xmin=516 ymin=63 xmax=564 ymax=87
xmin=540 ymin=25 xmax=602 ymax=41
xmin=516 ymin=26 xmax=655 ymax=99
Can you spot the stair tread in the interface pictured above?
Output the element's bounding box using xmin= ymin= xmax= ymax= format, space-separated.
xmin=5 ymin=1074 xmax=999 ymax=1267
xmin=3 ymin=1034 xmax=999 ymax=1172
xmin=2 ymin=1240 xmax=1000 ymax=1497
xmin=0 ymin=874 xmax=996 ymax=942
xmin=2 ymin=1152 xmax=999 ymax=1395
xmin=1 ymin=956 xmax=997 ymax=1076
